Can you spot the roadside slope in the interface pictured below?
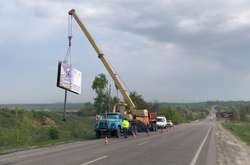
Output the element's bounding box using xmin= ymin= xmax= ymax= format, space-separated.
xmin=216 ymin=122 xmax=250 ymax=165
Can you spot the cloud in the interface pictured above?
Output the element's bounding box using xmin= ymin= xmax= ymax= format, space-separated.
xmin=0 ymin=0 xmax=108 ymax=42
xmin=1 ymin=0 xmax=250 ymax=103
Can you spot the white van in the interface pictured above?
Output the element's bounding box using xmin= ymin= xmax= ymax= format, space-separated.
xmin=156 ymin=116 xmax=167 ymax=129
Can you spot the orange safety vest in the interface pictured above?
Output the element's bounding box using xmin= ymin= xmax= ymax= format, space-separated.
xmin=143 ymin=118 xmax=149 ymax=125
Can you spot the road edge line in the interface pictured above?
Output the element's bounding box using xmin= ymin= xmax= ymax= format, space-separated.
xmin=138 ymin=141 xmax=149 ymax=146
xmin=80 ymin=155 xmax=108 ymax=165
xmin=189 ymin=127 xmax=211 ymax=165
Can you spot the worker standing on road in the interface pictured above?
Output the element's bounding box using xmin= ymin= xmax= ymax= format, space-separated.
xmin=131 ymin=116 xmax=137 ymax=137
xmin=144 ymin=118 xmax=150 ymax=136
xmin=122 ymin=118 xmax=130 ymax=138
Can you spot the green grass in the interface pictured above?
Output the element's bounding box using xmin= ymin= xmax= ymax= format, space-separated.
xmin=0 ymin=108 xmax=95 ymax=154
xmin=222 ymin=122 xmax=250 ymax=145
xmin=0 ymin=106 xmax=209 ymax=154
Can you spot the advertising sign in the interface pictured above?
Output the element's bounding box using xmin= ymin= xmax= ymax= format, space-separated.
xmin=57 ymin=61 xmax=82 ymax=94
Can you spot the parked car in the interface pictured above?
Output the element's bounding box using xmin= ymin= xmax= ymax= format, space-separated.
xmin=156 ymin=116 xmax=167 ymax=129
xmin=167 ymin=120 xmax=174 ymax=127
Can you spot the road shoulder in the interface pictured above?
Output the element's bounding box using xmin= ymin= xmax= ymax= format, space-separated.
xmin=216 ymin=122 xmax=250 ymax=165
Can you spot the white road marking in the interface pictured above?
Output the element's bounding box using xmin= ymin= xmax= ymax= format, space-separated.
xmin=80 ymin=155 xmax=108 ymax=165
xmin=190 ymin=127 xmax=211 ymax=165
xmin=138 ymin=141 xmax=149 ymax=146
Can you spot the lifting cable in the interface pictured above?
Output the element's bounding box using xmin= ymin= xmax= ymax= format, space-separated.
xmin=63 ymin=15 xmax=73 ymax=65
xmin=62 ymin=15 xmax=73 ymax=121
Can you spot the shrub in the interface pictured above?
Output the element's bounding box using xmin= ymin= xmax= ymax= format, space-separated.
xmin=48 ymin=127 xmax=59 ymax=140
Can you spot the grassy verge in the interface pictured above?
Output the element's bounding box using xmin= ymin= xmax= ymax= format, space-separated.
xmin=0 ymin=106 xmax=209 ymax=154
xmin=0 ymin=108 xmax=95 ymax=154
xmin=222 ymin=122 xmax=250 ymax=145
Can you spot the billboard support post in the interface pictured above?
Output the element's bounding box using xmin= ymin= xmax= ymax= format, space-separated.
xmin=63 ymin=90 xmax=68 ymax=121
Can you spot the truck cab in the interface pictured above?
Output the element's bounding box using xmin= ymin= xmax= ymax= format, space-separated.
xmin=95 ymin=112 xmax=123 ymax=138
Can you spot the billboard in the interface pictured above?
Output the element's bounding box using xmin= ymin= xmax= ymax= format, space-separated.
xmin=57 ymin=62 xmax=82 ymax=94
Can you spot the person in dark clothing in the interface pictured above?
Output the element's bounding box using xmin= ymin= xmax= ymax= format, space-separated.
xmin=144 ymin=118 xmax=150 ymax=136
xmin=122 ymin=119 xmax=130 ymax=138
xmin=131 ymin=116 xmax=137 ymax=137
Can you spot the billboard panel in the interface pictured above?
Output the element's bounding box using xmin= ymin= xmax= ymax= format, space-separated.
xmin=57 ymin=62 xmax=82 ymax=94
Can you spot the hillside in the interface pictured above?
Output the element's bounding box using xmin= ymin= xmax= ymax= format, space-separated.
xmin=0 ymin=108 xmax=95 ymax=153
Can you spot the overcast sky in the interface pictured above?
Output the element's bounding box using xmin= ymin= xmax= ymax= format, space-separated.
xmin=1 ymin=0 xmax=250 ymax=104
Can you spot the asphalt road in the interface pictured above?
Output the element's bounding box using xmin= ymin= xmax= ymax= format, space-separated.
xmin=0 ymin=119 xmax=216 ymax=165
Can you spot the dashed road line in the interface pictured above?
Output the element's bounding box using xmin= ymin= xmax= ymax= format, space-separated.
xmin=138 ymin=141 xmax=149 ymax=146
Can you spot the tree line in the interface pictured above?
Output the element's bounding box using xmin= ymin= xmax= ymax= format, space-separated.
xmin=77 ymin=73 xmax=209 ymax=124
xmin=218 ymin=103 xmax=250 ymax=122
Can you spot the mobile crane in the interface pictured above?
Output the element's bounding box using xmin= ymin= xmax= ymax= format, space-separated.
xmin=68 ymin=9 xmax=157 ymax=137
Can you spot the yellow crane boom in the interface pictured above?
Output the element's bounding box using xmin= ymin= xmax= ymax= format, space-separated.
xmin=68 ymin=9 xmax=136 ymax=110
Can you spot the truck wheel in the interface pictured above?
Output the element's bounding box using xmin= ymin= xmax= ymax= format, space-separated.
xmin=96 ymin=131 xmax=101 ymax=139
xmin=115 ymin=128 xmax=121 ymax=138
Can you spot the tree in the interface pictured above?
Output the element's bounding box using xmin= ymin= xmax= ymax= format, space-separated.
xmin=129 ymin=91 xmax=149 ymax=109
xmin=150 ymin=101 xmax=160 ymax=112
xmin=111 ymin=96 xmax=120 ymax=110
xmin=239 ymin=105 xmax=250 ymax=121
xmin=92 ymin=74 xmax=108 ymax=94
xmin=158 ymin=106 xmax=184 ymax=124
xmin=92 ymin=74 xmax=109 ymax=114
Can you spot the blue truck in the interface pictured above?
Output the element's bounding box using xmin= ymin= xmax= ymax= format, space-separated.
xmin=95 ymin=112 xmax=124 ymax=138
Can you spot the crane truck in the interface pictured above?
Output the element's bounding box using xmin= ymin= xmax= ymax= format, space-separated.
xmin=68 ymin=9 xmax=157 ymax=138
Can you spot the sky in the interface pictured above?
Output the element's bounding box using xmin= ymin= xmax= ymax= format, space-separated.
xmin=1 ymin=0 xmax=250 ymax=104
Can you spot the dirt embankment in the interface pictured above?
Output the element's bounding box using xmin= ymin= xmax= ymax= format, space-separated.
xmin=216 ymin=122 xmax=250 ymax=165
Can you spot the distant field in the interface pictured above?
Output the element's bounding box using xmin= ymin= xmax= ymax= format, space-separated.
xmin=223 ymin=122 xmax=250 ymax=145
xmin=0 ymin=108 xmax=95 ymax=154
xmin=0 ymin=103 xmax=86 ymax=112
